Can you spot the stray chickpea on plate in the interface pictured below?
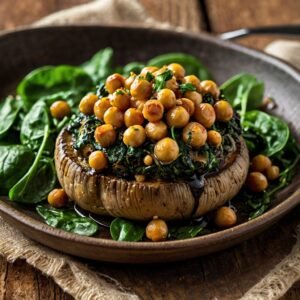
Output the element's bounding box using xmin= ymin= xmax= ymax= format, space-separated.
xmin=1 ymin=49 xmax=299 ymax=242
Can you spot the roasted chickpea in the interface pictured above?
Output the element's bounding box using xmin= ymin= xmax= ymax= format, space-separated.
xmin=79 ymin=93 xmax=99 ymax=115
xmin=154 ymin=137 xmax=179 ymax=163
xmin=89 ymin=151 xmax=108 ymax=171
xmin=266 ymin=165 xmax=280 ymax=181
xmin=251 ymin=154 xmax=272 ymax=172
xmin=105 ymin=73 xmax=125 ymax=94
xmin=166 ymin=106 xmax=190 ymax=128
xmin=168 ymin=63 xmax=185 ymax=80
xmin=123 ymin=125 xmax=146 ymax=147
xmin=144 ymin=155 xmax=153 ymax=166
xmin=165 ymin=76 xmax=179 ymax=92
xmin=81 ymin=144 xmax=94 ymax=158
xmin=180 ymin=98 xmax=195 ymax=115
xmin=157 ymin=88 xmax=176 ymax=110
xmin=145 ymin=121 xmax=168 ymax=141
xmin=124 ymin=108 xmax=144 ymax=127
xmin=193 ymin=103 xmax=216 ymax=128
xmin=124 ymin=73 xmax=136 ymax=90
xmin=182 ymin=122 xmax=207 ymax=149
xmin=110 ymin=89 xmax=130 ymax=111
xmin=103 ymin=107 xmax=124 ymax=128
xmin=94 ymin=124 xmax=117 ymax=148
xmin=130 ymin=77 xmax=152 ymax=100
xmin=94 ymin=97 xmax=111 ymax=120
xmin=50 ymin=100 xmax=71 ymax=119
xmin=142 ymin=100 xmax=164 ymax=122
xmin=246 ymin=172 xmax=268 ymax=193
xmin=183 ymin=75 xmax=201 ymax=92
xmin=207 ymin=130 xmax=222 ymax=147
xmin=184 ymin=91 xmax=203 ymax=106
xmin=48 ymin=188 xmax=69 ymax=208
xmin=200 ymin=80 xmax=220 ymax=99
xmin=214 ymin=207 xmax=237 ymax=228
xmin=146 ymin=218 xmax=168 ymax=242
xmin=214 ymin=100 xmax=234 ymax=122
xmin=140 ymin=66 xmax=159 ymax=77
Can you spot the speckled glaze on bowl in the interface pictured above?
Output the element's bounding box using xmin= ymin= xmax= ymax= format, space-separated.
xmin=0 ymin=25 xmax=299 ymax=263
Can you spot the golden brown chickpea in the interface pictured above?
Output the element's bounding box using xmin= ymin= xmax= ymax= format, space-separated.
xmin=79 ymin=93 xmax=99 ymax=115
xmin=103 ymin=107 xmax=124 ymax=128
xmin=183 ymin=75 xmax=201 ymax=92
xmin=89 ymin=151 xmax=108 ymax=171
xmin=81 ymin=144 xmax=94 ymax=158
xmin=207 ymin=130 xmax=222 ymax=147
xmin=168 ymin=63 xmax=185 ymax=80
xmin=266 ymin=165 xmax=280 ymax=181
xmin=123 ymin=125 xmax=146 ymax=147
xmin=48 ymin=188 xmax=69 ymax=208
xmin=214 ymin=206 xmax=237 ymax=228
xmin=180 ymin=98 xmax=195 ymax=116
xmin=165 ymin=76 xmax=179 ymax=92
xmin=140 ymin=66 xmax=159 ymax=77
xmin=94 ymin=124 xmax=117 ymax=148
xmin=144 ymin=155 xmax=153 ymax=166
xmin=130 ymin=77 xmax=152 ymax=100
xmin=182 ymin=122 xmax=207 ymax=149
xmin=157 ymin=88 xmax=176 ymax=110
xmin=146 ymin=218 xmax=168 ymax=242
xmin=50 ymin=100 xmax=71 ymax=120
xmin=184 ymin=91 xmax=203 ymax=106
xmin=193 ymin=103 xmax=216 ymax=128
xmin=94 ymin=97 xmax=111 ymax=121
xmin=124 ymin=108 xmax=144 ymax=127
xmin=105 ymin=73 xmax=125 ymax=94
xmin=200 ymin=80 xmax=220 ymax=99
xmin=145 ymin=121 xmax=168 ymax=141
xmin=130 ymin=98 xmax=145 ymax=109
xmin=214 ymin=100 xmax=234 ymax=122
xmin=251 ymin=154 xmax=272 ymax=172
xmin=124 ymin=73 xmax=136 ymax=90
xmin=154 ymin=137 xmax=179 ymax=163
xmin=166 ymin=106 xmax=190 ymax=128
xmin=142 ymin=100 xmax=164 ymax=122
xmin=246 ymin=172 xmax=268 ymax=193
xmin=110 ymin=89 xmax=130 ymax=111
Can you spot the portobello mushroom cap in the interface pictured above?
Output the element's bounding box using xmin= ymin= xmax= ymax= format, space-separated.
xmin=55 ymin=129 xmax=249 ymax=221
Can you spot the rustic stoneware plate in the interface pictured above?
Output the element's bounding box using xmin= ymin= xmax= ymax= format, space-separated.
xmin=0 ymin=25 xmax=299 ymax=263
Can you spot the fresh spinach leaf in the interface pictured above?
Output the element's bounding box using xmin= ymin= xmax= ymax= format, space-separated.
xmin=110 ymin=218 xmax=144 ymax=241
xmin=36 ymin=205 xmax=98 ymax=236
xmin=147 ymin=53 xmax=213 ymax=80
xmin=242 ymin=110 xmax=289 ymax=156
xmin=169 ymin=224 xmax=206 ymax=239
xmin=17 ymin=65 xmax=94 ymax=110
xmin=0 ymin=145 xmax=34 ymax=193
xmin=0 ymin=96 xmax=22 ymax=139
xmin=179 ymin=83 xmax=196 ymax=93
xmin=81 ymin=48 xmax=114 ymax=83
xmin=153 ymin=69 xmax=173 ymax=92
xmin=123 ymin=62 xmax=144 ymax=76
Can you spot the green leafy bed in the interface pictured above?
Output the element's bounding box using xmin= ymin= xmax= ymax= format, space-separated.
xmin=0 ymin=49 xmax=299 ymax=240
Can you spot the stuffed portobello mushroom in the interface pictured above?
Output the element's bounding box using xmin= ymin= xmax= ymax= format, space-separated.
xmin=55 ymin=64 xmax=249 ymax=221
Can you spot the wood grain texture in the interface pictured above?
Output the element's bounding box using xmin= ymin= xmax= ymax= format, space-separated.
xmin=205 ymin=0 xmax=300 ymax=49
xmin=0 ymin=0 xmax=299 ymax=299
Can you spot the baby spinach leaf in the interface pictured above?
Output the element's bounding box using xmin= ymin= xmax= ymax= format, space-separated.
xmin=179 ymin=83 xmax=196 ymax=93
xmin=20 ymin=101 xmax=50 ymax=150
xmin=36 ymin=205 xmax=99 ymax=236
xmin=123 ymin=62 xmax=144 ymax=76
xmin=110 ymin=218 xmax=144 ymax=242
xmin=169 ymin=224 xmax=206 ymax=240
xmin=17 ymin=65 xmax=94 ymax=110
xmin=242 ymin=110 xmax=290 ymax=157
xmin=0 ymin=96 xmax=22 ymax=139
xmin=81 ymin=48 xmax=114 ymax=83
xmin=153 ymin=69 xmax=173 ymax=92
xmin=0 ymin=145 xmax=34 ymax=194
xmin=147 ymin=52 xmax=213 ymax=80
xmin=220 ymin=73 xmax=264 ymax=118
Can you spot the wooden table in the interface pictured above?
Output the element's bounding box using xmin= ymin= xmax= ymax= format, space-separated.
xmin=0 ymin=1 xmax=300 ymax=299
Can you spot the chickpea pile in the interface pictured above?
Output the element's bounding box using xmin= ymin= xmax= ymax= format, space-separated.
xmin=246 ymin=154 xmax=280 ymax=193
xmin=73 ymin=63 xmax=234 ymax=175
